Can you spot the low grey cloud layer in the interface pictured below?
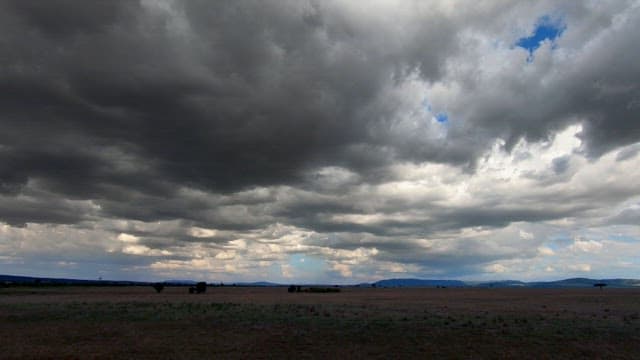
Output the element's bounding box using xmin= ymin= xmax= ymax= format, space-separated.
xmin=1 ymin=0 xmax=639 ymax=283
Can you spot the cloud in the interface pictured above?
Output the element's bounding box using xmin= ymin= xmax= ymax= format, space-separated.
xmin=484 ymin=263 xmax=508 ymax=273
xmin=568 ymin=263 xmax=591 ymax=272
xmin=0 ymin=0 xmax=639 ymax=282
xmin=569 ymin=239 xmax=603 ymax=253
xmin=539 ymin=246 xmax=555 ymax=256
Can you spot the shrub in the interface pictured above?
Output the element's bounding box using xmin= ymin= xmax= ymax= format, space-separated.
xmin=196 ymin=282 xmax=207 ymax=293
xmin=189 ymin=282 xmax=207 ymax=294
xmin=306 ymin=287 xmax=340 ymax=293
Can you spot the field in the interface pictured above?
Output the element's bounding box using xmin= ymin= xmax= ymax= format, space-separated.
xmin=1 ymin=286 xmax=639 ymax=359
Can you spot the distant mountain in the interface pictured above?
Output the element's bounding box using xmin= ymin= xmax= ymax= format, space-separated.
xmin=374 ymin=278 xmax=466 ymax=288
xmin=0 ymin=274 xmax=147 ymax=286
xmin=528 ymin=278 xmax=640 ymax=288
xmin=370 ymin=277 xmax=640 ymax=288
xmin=2 ymin=274 xmax=639 ymax=288
xmin=0 ymin=275 xmax=282 ymax=287
xmin=0 ymin=274 xmax=40 ymax=283
xmin=607 ymin=278 xmax=640 ymax=287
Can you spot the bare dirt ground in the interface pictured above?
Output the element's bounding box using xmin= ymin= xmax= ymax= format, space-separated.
xmin=1 ymin=286 xmax=639 ymax=359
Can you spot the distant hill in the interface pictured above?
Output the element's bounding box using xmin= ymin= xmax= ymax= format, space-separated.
xmin=369 ymin=277 xmax=640 ymax=288
xmin=0 ymin=275 xmax=285 ymax=287
xmin=2 ymin=274 xmax=639 ymax=288
xmin=528 ymin=278 xmax=640 ymax=288
xmin=0 ymin=274 xmax=147 ymax=286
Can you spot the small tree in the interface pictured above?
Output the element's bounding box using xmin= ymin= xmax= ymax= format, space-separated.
xmin=152 ymin=283 xmax=165 ymax=293
xmin=189 ymin=282 xmax=207 ymax=294
xmin=196 ymin=282 xmax=207 ymax=293
xmin=594 ymin=283 xmax=607 ymax=291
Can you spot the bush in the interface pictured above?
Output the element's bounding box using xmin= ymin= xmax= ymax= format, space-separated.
xmin=306 ymin=287 xmax=340 ymax=293
xmin=189 ymin=282 xmax=207 ymax=294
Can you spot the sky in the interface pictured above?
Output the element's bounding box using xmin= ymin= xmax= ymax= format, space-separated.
xmin=1 ymin=0 xmax=639 ymax=284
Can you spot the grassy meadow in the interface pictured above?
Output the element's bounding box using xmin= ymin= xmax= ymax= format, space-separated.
xmin=1 ymin=286 xmax=639 ymax=358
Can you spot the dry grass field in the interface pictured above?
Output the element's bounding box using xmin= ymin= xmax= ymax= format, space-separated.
xmin=1 ymin=286 xmax=639 ymax=359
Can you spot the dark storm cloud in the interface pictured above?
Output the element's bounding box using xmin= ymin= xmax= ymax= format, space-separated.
xmin=2 ymin=1 xmax=460 ymax=197
xmin=0 ymin=0 xmax=456 ymax=226
xmin=6 ymin=0 xmax=135 ymax=36
xmin=0 ymin=193 xmax=90 ymax=226
xmin=0 ymin=0 xmax=639 ymax=236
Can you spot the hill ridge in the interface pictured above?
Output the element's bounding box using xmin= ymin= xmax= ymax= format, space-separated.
xmin=2 ymin=274 xmax=639 ymax=288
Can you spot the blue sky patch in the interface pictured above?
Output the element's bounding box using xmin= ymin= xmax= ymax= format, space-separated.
xmin=435 ymin=112 xmax=448 ymax=123
xmin=289 ymin=254 xmax=325 ymax=276
xmin=516 ymin=16 xmax=565 ymax=60
xmin=422 ymin=98 xmax=449 ymax=124
xmin=609 ymin=234 xmax=639 ymax=243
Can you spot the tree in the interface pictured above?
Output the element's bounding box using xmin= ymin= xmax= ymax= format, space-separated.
xmin=196 ymin=282 xmax=207 ymax=293
xmin=189 ymin=282 xmax=207 ymax=294
xmin=594 ymin=283 xmax=607 ymax=290
xmin=152 ymin=283 xmax=165 ymax=293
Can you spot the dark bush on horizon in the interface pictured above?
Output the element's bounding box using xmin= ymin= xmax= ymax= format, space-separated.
xmin=152 ymin=283 xmax=165 ymax=293
xmin=306 ymin=287 xmax=340 ymax=293
xmin=189 ymin=282 xmax=207 ymax=294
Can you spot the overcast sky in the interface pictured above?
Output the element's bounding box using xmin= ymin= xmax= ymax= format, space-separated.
xmin=1 ymin=0 xmax=639 ymax=283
